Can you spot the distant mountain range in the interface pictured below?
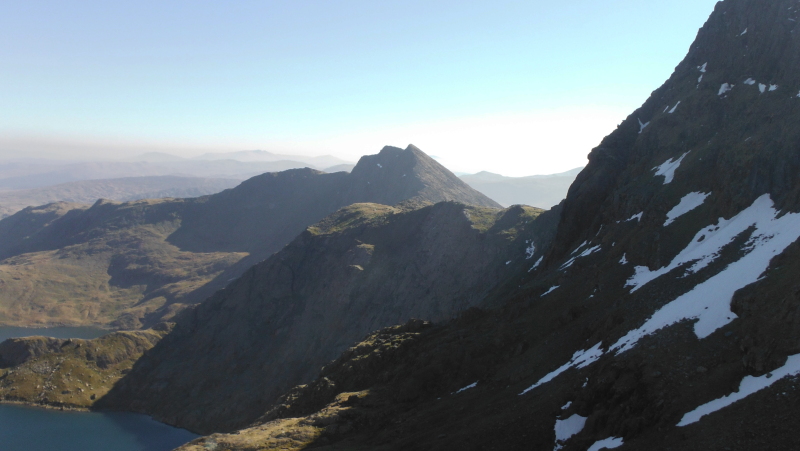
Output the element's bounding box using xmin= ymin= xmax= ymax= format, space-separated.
xmin=0 ymin=145 xmax=498 ymax=329
xmin=0 ymin=176 xmax=240 ymax=219
xmin=460 ymin=167 xmax=583 ymax=209
xmin=189 ymin=150 xmax=350 ymax=169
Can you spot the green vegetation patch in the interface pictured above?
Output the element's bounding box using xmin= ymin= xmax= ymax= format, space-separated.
xmin=0 ymin=329 xmax=166 ymax=409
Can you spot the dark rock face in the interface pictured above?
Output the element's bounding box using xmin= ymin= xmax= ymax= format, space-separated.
xmin=98 ymin=202 xmax=549 ymax=433
xmin=548 ymin=0 xmax=800 ymax=268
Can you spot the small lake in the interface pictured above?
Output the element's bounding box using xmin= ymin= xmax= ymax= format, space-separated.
xmin=0 ymin=326 xmax=108 ymax=343
xmin=0 ymin=404 xmax=198 ymax=451
xmin=0 ymin=326 xmax=199 ymax=450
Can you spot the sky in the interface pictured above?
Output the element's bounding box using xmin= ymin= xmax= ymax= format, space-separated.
xmin=1 ymin=0 xmax=720 ymax=176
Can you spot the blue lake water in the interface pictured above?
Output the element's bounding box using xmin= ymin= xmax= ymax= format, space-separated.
xmin=0 ymin=326 xmax=199 ymax=450
xmin=0 ymin=404 xmax=198 ymax=451
xmin=0 ymin=326 xmax=108 ymax=342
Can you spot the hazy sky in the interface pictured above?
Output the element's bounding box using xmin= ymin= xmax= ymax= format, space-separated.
xmin=1 ymin=0 xmax=719 ymax=176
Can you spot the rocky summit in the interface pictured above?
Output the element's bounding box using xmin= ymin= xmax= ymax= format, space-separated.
xmin=2 ymin=0 xmax=800 ymax=449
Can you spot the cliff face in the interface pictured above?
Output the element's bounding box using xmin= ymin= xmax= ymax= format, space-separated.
xmin=98 ymin=201 xmax=553 ymax=433
xmin=158 ymin=0 xmax=800 ymax=449
xmin=0 ymin=145 xmax=499 ymax=328
xmin=549 ymin=0 xmax=800 ymax=266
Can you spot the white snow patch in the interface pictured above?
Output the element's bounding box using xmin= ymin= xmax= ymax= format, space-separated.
xmin=759 ymin=83 xmax=767 ymax=93
xmin=697 ymin=74 xmax=704 ymax=84
xmin=519 ymin=343 xmax=604 ymax=395
xmin=541 ymin=286 xmax=560 ymax=297
xmin=587 ymin=437 xmax=625 ymax=451
xmin=638 ymin=119 xmax=650 ymax=134
xmin=377 ymin=163 xmax=382 ymax=168
xmin=616 ymin=195 xmax=800 ymax=352
xmin=561 ymin=401 xmax=573 ymax=410
xmin=769 ymin=84 xmax=779 ymax=91
xmin=668 ymin=101 xmax=681 ymax=114
xmin=744 ymin=78 xmax=756 ymax=85
xmin=454 ymin=382 xmax=478 ymax=394
xmin=664 ymin=192 xmax=711 ymax=226
xmin=653 ymin=151 xmax=690 ymax=184
xmin=519 ymin=197 xmax=800 ymax=392
xmin=570 ymin=241 xmax=589 ymax=256
xmin=553 ymin=414 xmax=587 ymax=450
xmin=663 ymin=106 xmax=670 ymax=113
xmin=620 ymin=254 xmax=628 ymax=265
xmin=529 ymin=256 xmax=544 ymax=272
xmin=526 ymin=241 xmax=537 ymax=259
xmin=739 ymin=28 xmax=748 ymax=36
xmin=679 ymin=354 xmax=800 ymax=426
xmin=698 ymin=63 xmax=707 ymax=73
xmin=506 ymin=261 xmax=512 ymax=265
xmin=560 ymin=245 xmax=601 ymax=270
xmin=718 ymin=83 xmax=734 ymax=96
xmin=628 ymin=212 xmax=643 ymax=222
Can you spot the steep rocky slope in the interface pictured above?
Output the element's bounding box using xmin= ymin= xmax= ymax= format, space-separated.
xmin=126 ymin=0 xmax=800 ymax=448
xmin=97 ymin=201 xmax=552 ymax=433
xmin=0 ymin=145 xmax=498 ymax=328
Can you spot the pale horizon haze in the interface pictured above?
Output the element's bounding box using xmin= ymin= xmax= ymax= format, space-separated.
xmin=1 ymin=0 xmax=719 ymax=176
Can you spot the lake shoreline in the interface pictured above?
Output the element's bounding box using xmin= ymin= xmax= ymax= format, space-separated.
xmin=0 ymin=398 xmax=91 ymax=412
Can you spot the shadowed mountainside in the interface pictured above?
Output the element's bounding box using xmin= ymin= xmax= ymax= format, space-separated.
xmin=97 ymin=201 xmax=553 ymax=433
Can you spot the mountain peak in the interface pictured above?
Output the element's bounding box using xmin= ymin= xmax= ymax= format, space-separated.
xmin=348 ymin=144 xmax=501 ymax=209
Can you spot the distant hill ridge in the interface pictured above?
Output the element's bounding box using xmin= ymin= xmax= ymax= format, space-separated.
xmin=0 ymin=175 xmax=240 ymax=219
xmin=460 ymin=167 xmax=584 ymax=209
xmin=0 ymin=145 xmax=499 ymax=328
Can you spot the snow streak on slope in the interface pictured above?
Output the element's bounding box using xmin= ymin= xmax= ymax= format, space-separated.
xmin=627 ymin=195 xmax=791 ymax=291
xmin=560 ymin=245 xmax=601 ymax=270
xmin=664 ymin=192 xmax=710 ymax=226
xmin=587 ymin=437 xmax=624 ymax=451
xmin=520 ymin=195 xmax=800 ymax=392
xmin=519 ymin=343 xmax=603 ymax=395
xmin=653 ymin=152 xmax=690 ymax=184
xmin=529 ymin=256 xmax=543 ymax=272
xmin=617 ymin=195 xmax=800 ymax=349
xmin=541 ymin=286 xmax=560 ymax=297
xmin=454 ymin=382 xmax=478 ymax=394
xmin=678 ymin=354 xmax=800 ymax=426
